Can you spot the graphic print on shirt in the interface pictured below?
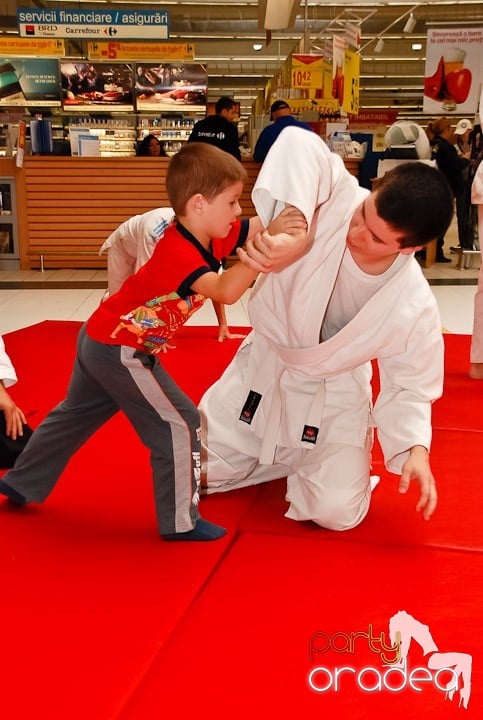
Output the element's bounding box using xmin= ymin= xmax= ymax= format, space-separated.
xmin=110 ymin=291 xmax=206 ymax=354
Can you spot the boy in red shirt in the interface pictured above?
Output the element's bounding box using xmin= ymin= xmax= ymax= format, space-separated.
xmin=0 ymin=143 xmax=306 ymax=541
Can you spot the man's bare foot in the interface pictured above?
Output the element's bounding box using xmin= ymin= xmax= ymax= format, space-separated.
xmin=469 ymin=362 xmax=483 ymax=379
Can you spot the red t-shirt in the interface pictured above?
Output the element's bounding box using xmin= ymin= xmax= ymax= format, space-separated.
xmin=87 ymin=219 xmax=248 ymax=355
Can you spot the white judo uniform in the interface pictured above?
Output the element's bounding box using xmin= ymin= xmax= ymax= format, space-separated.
xmin=470 ymin=159 xmax=483 ymax=363
xmin=99 ymin=207 xmax=175 ymax=295
xmin=200 ymin=127 xmax=444 ymax=531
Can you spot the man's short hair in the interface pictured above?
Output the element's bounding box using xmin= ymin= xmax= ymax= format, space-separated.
xmin=374 ymin=162 xmax=454 ymax=247
xmin=215 ymin=96 xmax=237 ymax=115
xmin=270 ymin=100 xmax=290 ymax=119
xmin=166 ymin=142 xmax=247 ymax=215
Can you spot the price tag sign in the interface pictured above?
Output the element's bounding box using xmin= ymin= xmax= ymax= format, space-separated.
xmin=291 ymin=55 xmax=323 ymax=89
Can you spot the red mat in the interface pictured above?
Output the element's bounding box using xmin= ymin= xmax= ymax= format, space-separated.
xmin=3 ymin=320 xmax=252 ymax=422
xmin=237 ymin=428 xmax=483 ymax=552
xmin=2 ymin=322 xmax=481 ymax=719
xmin=0 ymin=321 xmax=257 ymax=720
xmin=117 ymin=532 xmax=483 ymax=719
xmin=433 ymin=334 xmax=483 ymax=432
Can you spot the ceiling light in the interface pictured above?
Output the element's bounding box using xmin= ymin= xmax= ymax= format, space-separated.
xmin=252 ymin=43 xmax=263 ymax=51
xmin=403 ymin=13 xmax=417 ymax=33
xmin=412 ymin=42 xmax=423 ymax=50
xmin=374 ymin=38 xmax=385 ymax=53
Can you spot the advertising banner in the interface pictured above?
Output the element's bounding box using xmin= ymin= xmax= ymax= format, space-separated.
xmin=423 ymin=27 xmax=483 ymax=115
xmin=135 ymin=62 xmax=207 ymax=112
xmin=88 ymin=41 xmax=194 ymax=62
xmin=0 ymin=38 xmax=64 ymax=57
xmin=0 ymin=58 xmax=61 ymax=106
xmin=61 ymin=61 xmax=134 ymax=111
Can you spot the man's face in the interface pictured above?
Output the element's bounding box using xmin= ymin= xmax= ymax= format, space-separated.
xmin=222 ymin=106 xmax=239 ymax=123
xmin=346 ymin=194 xmax=419 ymax=259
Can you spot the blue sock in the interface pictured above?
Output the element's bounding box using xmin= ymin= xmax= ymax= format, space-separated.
xmin=162 ymin=518 xmax=227 ymax=541
xmin=0 ymin=479 xmax=27 ymax=506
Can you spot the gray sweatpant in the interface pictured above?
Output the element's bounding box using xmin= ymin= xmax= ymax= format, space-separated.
xmin=2 ymin=324 xmax=201 ymax=534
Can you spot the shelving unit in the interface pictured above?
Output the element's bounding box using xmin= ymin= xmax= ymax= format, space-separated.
xmin=66 ymin=114 xmax=137 ymax=157
xmin=0 ymin=110 xmax=203 ymax=157
xmin=0 ymin=177 xmax=19 ymax=270
xmin=137 ymin=114 xmax=197 ymax=155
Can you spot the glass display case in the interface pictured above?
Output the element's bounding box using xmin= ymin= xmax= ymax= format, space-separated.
xmin=0 ymin=178 xmax=19 ymax=270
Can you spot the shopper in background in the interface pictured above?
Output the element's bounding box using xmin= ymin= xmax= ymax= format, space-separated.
xmin=454 ymin=118 xmax=472 ymax=157
xmin=136 ymin=134 xmax=167 ymax=157
xmin=452 ymin=118 xmax=474 ymax=252
xmin=188 ymin=96 xmax=241 ymax=160
xmin=430 ymin=117 xmax=471 ymax=259
xmin=253 ymin=99 xmax=314 ymax=163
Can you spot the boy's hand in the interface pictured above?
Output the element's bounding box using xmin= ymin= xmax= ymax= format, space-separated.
xmin=217 ymin=324 xmax=247 ymax=343
xmin=237 ymin=228 xmax=309 ymax=274
xmin=398 ymin=445 xmax=437 ymax=520
xmin=267 ymin=205 xmax=307 ymax=236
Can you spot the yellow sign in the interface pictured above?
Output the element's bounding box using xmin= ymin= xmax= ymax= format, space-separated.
xmin=0 ymin=38 xmax=64 ymax=56
xmin=88 ymin=41 xmax=195 ymax=62
xmin=291 ymin=55 xmax=323 ymax=89
xmin=289 ymin=97 xmax=340 ymax=117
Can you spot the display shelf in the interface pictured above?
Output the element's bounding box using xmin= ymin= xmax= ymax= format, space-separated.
xmin=0 ymin=177 xmax=19 ymax=270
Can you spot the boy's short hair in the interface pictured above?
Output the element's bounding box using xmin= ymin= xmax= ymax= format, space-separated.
xmin=374 ymin=162 xmax=453 ymax=248
xmin=167 ymin=142 xmax=247 ymax=215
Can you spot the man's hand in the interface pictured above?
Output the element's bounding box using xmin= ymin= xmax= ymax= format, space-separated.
xmin=398 ymin=445 xmax=437 ymax=520
xmin=217 ymin=324 xmax=247 ymax=343
xmin=0 ymin=384 xmax=26 ymax=441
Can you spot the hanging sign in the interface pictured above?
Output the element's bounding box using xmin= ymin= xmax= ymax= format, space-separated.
xmin=88 ymin=41 xmax=194 ymax=62
xmin=342 ymin=48 xmax=360 ymax=114
xmin=17 ymin=7 xmax=169 ymax=40
xmin=0 ymin=38 xmax=64 ymax=56
xmin=291 ymin=55 xmax=323 ymax=89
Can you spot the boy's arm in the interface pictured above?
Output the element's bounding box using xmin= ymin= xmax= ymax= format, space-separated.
xmin=191 ymin=262 xmax=258 ymax=306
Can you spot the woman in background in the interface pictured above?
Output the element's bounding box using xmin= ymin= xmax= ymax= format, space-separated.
xmin=136 ymin=134 xmax=167 ymax=157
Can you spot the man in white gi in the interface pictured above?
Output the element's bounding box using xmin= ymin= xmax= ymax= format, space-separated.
xmin=200 ymin=126 xmax=454 ymax=531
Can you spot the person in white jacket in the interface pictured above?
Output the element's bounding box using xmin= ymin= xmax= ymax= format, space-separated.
xmin=469 ymin=157 xmax=483 ymax=379
xmin=200 ymin=126 xmax=454 ymax=532
xmin=0 ymin=335 xmax=26 ymax=441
